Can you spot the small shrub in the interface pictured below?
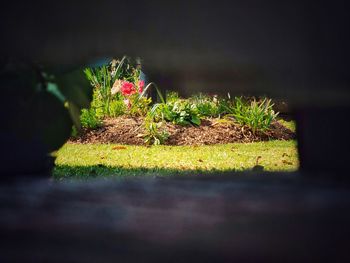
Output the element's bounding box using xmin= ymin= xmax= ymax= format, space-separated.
xmin=196 ymin=101 xmax=218 ymax=117
xmin=228 ymin=97 xmax=279 ymax=133
xmin=80 ymin=108 xmax=102 ymax=129
xmin=128 ymin=96 xmax=152 ymax=116
xmin=90 ymin=89 xmax=106 ymax=119
xmin=151 ymin=100 xmax=201 ymax=126
xmin=109 ymin=99 xmax=126 ymax=117
xmin=143 ymin=118 xmax=169 ymax=145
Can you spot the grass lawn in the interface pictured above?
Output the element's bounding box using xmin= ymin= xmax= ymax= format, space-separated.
xmin=278 ymin=119 xmax=296 ymax=132
xmin=53 ymin=140 xmax=299 ymax=179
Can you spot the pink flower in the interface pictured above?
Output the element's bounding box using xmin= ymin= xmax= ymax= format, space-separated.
xmin=139 ymin=80 xmax=145 ymax=93
xmin=121 ymin=81 xmax=136 ymax=96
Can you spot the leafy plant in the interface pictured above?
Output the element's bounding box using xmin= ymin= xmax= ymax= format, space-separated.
xmin=166 ymin=91 xmax=180 ymax=103
xmin=196 ymin=101 xmax=218 ymax=117
xmin=109 ymin=100 xmax=126 ymax=117
xmin=128 ymin=96 xmax=152 ymax=116
xmin=84 ymin=65 xmax=113 ymax=115
xmin=227 ymin=97 xmax=279 ymax=133
xmin=127 ymin=82 xmax=165 ymax=117
xmin=80 ymin=108 xmax=102 ymax=129
xmin=216 ymin=96 xmax=234 ymax=116
xmin=143 ymin=117 xmax=169 ymax=145
xmin=90 ymin=89 xmax=106 ymax=119
xmin=84 ymin=56 xmax=137 ymax=117
xmin=188 ymin=93 xmax=236 ymax=118
xmin=189 ymin=93 xmax=219 ymax=117
xmin=151 ymin=100 xmax=201 ymax=126
xmin=140 ymin=82 xmax=165 ymax=103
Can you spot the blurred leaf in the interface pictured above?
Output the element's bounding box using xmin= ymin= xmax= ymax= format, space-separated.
xmin=17 ymin=90 xmax=72 ymax=152
xmin=55 ymin=68 xmax=92 ymax=109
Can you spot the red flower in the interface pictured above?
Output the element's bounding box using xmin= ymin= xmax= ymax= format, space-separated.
xmin=139 ymin=80 xmax=145 ymax=93
xmin=121 ymin=81 xmax=136 ymax=96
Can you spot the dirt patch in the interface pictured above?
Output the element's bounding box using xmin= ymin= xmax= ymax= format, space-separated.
xmin=71 ymin=116 xmax=295 ymax=146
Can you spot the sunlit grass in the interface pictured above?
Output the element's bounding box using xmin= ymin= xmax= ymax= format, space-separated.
xmin=53 ymin=140 xmax=299 ymax=179
xmin=278 ymin=119 xmax=296 ymax=132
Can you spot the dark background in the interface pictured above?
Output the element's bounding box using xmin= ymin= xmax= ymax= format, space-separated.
xmin=0 ymin=1 xmax=350 ymax=262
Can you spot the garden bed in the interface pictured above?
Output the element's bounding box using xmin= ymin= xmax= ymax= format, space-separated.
xmin=71 ymin=116 xmax=295 ymax=146
xmin=74 ymin=57 xmax=296 ymax=147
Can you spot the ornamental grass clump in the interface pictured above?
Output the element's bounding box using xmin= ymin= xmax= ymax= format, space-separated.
xmin=228 ymin=97 xmax=279 ymax=134
xmin=84 ymin=65 xmax=112 ymax=116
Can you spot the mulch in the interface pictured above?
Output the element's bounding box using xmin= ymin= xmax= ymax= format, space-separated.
xmin=71 ymin=116 xmax=295 ymax=146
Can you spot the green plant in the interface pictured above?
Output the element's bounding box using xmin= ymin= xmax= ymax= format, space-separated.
xmin=143 ymin=117 xmax=169 ymax=145
xmin=84 ymin=65 xmax=112 ymax=115
xmin=166 ymin=91 xmax=180 ymax=103
xmin=190 ymin=93 xmax=219 ymax=117
xmin=84 ymin=56 xmax=137 ymax=117
xmin=196 ymin=101 xmax=218 ymax=117
xmin=80 ymin=108 xmax=102 ymax=129
xmin=128 ymin=96 xmax=151 ymax=116
xmin=216 ymin=96 xmax=233 ymax=116
xmin=109 ymin=99 xmax=126 ymax=117
xmin=126 ymin=82 xmax=164 ymax=117
xmin=228 ymin=97 xmax=279 ymax=133
xmin=139 ymin=82 xmax=165 ymax=103
xmin=71 ymin=125 xmax=79 ymax=138
xmin=90 ymin=89 xmax=106 ymax=119
xmin=151 ymin=100 xmax=201 ymax=126
xmin=109 ymin=56 xmax=135 ymax=82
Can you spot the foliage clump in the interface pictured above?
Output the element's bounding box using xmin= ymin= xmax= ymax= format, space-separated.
xmin=80 ymin=108 xmax=102 ymax=129
xmin=79 ymin=56 xmax=150 ymax=129
xmin=226 ymin=97 xmax=279 ymax=134
xmin=150 ymin=100 xmax=201 ymax=126
xmin=143 ymin=116 xmax=169 ymax=145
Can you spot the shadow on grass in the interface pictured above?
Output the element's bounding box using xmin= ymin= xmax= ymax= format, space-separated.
xmin=53 ymin=164 xmax=297 ymax=181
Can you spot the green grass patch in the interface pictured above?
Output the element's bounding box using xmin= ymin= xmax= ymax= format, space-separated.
xmin=53 ymin=140 xmax=299 ymax=179
xmin=278 ymin=119 xmax=296 ymax=132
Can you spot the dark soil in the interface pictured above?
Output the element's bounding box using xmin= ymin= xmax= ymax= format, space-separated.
xmin=71 ymin=116 xmax=295 ymax=146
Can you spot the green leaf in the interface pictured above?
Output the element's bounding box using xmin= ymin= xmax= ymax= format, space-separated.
xmin=191 ymin=116 xmax=201 ymax=126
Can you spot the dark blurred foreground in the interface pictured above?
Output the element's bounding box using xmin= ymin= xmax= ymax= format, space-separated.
xmin=0 ymin=0 xmax=350 ymax=262
xmin=1 ymin=174 xmax=350 ymax=262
